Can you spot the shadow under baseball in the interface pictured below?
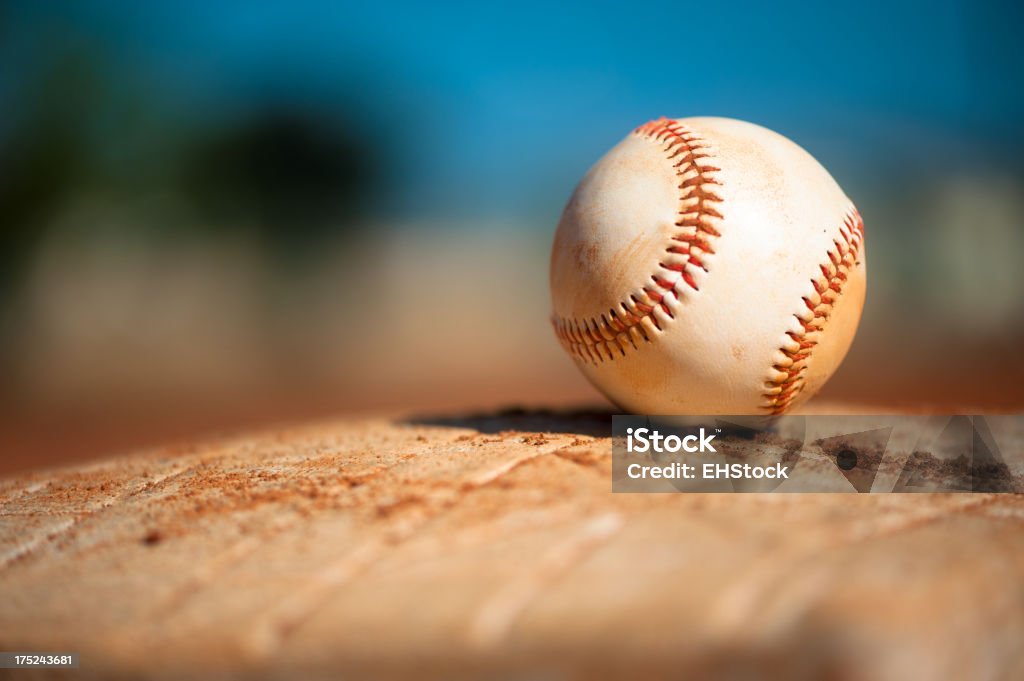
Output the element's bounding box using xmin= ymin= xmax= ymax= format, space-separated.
xmin=403 ymin=406 xmax=614 ymax=438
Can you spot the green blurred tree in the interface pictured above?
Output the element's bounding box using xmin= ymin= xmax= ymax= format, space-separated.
xmin=178 ymin=108 xmax=379 ymax=257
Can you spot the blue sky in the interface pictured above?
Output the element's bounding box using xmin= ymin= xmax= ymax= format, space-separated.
xmin=6 ymin=0 xmax=1023 ymax=221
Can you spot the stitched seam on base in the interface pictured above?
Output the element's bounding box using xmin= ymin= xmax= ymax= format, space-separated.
xmin=762 ymin=208 xmax=865 ymax=414
xmin=552 ymin=118 xmax=724 ymax=364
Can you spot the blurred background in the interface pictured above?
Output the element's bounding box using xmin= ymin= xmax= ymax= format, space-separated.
xmin=2 ymin=0 xmax=1023 ymax=473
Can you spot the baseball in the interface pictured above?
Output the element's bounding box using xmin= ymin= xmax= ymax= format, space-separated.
xmin=550 ymin=117 xmax=867 ymax=415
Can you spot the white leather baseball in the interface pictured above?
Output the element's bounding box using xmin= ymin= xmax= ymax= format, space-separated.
xmin=550 ymin=117 xmax=866 ymax=415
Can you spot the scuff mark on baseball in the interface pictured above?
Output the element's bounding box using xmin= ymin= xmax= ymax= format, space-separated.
xmin=550 ymin=117 xmax=867 ymax=415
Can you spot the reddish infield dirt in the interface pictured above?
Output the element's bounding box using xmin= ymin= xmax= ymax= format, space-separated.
xmin=1 ymin=408 xmax=1023 ymax=680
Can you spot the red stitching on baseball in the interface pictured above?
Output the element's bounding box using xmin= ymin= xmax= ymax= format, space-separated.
xmin=762 ymin=208 xmax=865 ymax=415
xmin=552 ymin=118 xmax=724 ymax=364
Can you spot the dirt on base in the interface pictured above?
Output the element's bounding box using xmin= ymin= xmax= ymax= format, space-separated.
xmin=1 ymin=408 xmax=1023 ymax=680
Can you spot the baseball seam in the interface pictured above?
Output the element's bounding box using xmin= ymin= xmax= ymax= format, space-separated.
xmin=552 ymin=118 xmax=724 ymax=364
xmin=762 ymin=208 xmax=865 ymax=414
